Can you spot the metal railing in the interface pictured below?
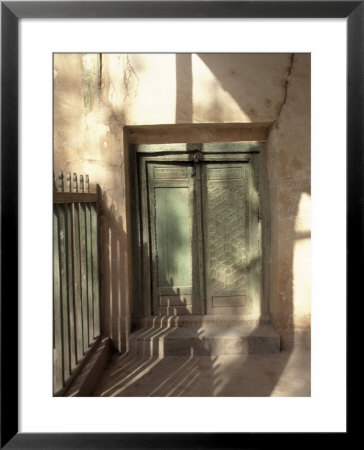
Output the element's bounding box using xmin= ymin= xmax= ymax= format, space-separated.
xmin=53 ymin=171 xmax=101 ymax=395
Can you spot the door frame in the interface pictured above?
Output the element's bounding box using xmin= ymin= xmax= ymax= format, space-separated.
xmin=128 ymin=142 xmax=270 ymax=320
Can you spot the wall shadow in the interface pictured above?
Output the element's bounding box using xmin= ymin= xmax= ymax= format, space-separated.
xmin=99 ymin=191 xmax=129 ymax=354
xmin=197 ymin=53 xmax=291 ymax=123
xmin=176 ymin=54 xmax=193 ymax=124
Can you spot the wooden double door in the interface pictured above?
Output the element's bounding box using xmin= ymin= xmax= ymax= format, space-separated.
xmin=135 ymin=145 xmax=262 ymax=317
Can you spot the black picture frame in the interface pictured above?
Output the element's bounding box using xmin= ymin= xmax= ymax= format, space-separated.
xmin=1 ymin=1 xmax=356 ymax=448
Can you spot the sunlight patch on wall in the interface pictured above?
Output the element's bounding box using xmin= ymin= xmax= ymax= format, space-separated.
xmin=127 ymin=54 xmax=176 ymax=124
xmin=293 ymin=238 xmax=311 ymax=320
xmin=294 ymin=192 xmax=311 ymax=233
xmin=293 ymin=192 xmax=311 ymax=324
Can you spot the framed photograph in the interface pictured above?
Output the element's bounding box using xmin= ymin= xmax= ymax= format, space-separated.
xmin=1 ymin=1 xmax=356 ymax=448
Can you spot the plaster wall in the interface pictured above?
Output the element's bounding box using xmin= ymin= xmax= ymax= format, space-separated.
xmin=267 ymin=54 xmax=311 ymax=347
xmin=54 ymin=53 xmax=311 ymax=352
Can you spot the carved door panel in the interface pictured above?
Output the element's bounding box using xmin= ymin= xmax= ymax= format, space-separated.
xmin=201 ymin=162 xmax=259 ymax=315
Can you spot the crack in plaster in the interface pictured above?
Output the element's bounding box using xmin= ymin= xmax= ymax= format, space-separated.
xmin=275 ymin=53 xmax=294 ymax=129
xmin=99 ymin=53 xmax=102 ymax=92
xmin=123 ymin=55 xmax=139 ymax=101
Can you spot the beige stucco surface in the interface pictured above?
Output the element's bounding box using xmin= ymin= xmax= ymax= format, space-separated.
xmin=54 ymin=53 xmax=311 ymax=352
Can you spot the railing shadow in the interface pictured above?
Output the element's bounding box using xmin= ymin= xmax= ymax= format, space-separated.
xmin=99 ymin=191 xmax=129 ymax=354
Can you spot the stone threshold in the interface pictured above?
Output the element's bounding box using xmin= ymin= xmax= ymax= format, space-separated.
xmin=129 ymin=321 xmax=280 ymax=357
xmin=132 ymin=314 xmax=272 ymax=329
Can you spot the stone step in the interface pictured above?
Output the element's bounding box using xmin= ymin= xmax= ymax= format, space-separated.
xmin=132 ymin=314 xmax=270 ymax=329
xmin=129 ymin=323 xmax=280 ymax=356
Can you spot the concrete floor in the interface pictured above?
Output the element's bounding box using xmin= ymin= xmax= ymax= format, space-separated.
xmin=92 ymin=348 xmax=310 ymax=397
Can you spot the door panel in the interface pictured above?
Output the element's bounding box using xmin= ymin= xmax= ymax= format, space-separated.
xmin=202 ymin=162 xmax=257 ymax=315
xmin=155 ymin=187 xmax=192 ymax=287
xmin=147 ymin=163 xmax=200 ymax=315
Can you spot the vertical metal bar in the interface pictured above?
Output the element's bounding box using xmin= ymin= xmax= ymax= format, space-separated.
xmin=66 ymin=203 xmax=76 ymax=370
xmin=91 ymin=203 xmax=100 ymax=337
xmin=58 ymin=204 xmax=70 ymax=382
xmin=79 ymin=202 xmax=89 ymax=353
xmin=85 ymin=202 xmax=94 ymax=345
xmin=53 ymin=206 xmax=63 ymax=392
xmin=73 ymin=203 xmax=84 ymax=362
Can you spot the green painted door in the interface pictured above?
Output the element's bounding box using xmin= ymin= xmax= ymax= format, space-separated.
xmin=147 ymin=163 xmax=201 ymax=315
xmin=144 ymin=153 xmax=260 ymax=316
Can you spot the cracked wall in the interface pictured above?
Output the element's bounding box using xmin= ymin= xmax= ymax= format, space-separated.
xmin=268 ymin=54 xmax=311 ymax=347
xmin=53 ymin=53 xmax=311 ymax=352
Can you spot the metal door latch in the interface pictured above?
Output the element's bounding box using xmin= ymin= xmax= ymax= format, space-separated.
xmin=193 ymin=152 xmax=202 ymax=163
